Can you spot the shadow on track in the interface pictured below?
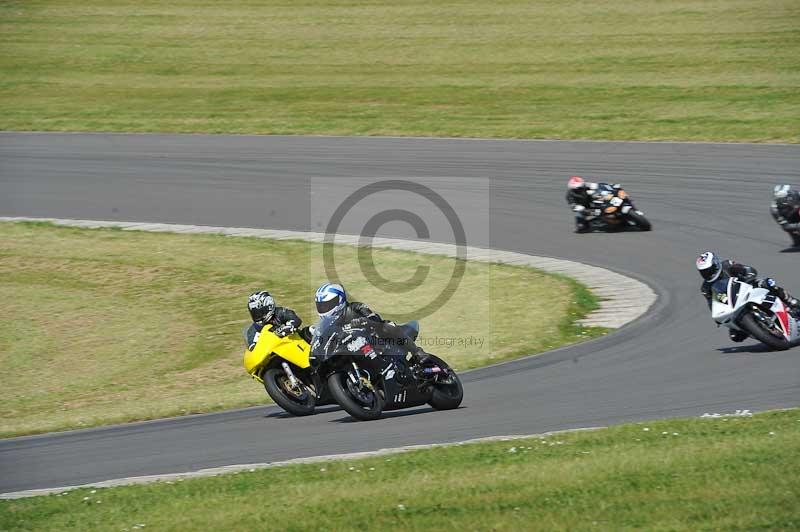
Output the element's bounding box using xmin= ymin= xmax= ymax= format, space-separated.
xmin=717 ymin=343 xmax=772 ymax=355
xmin=265 ymin=405 xmax=343 ymax=419
xmin=329 ymin=405 xmax=467 ymax=423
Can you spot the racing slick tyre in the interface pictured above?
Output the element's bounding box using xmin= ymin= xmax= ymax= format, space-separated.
xmin=627 ymin=212 xmax=652 ymax=231
xmin=327 ymin=371 xmax=385 ymax=421
xmin=263 ymin=367 xmax=316 ymax=416
xmin=425 ymin=355 xmax=464 ymax=411
xmin=740 ymin=312 xmax=790 ymax=351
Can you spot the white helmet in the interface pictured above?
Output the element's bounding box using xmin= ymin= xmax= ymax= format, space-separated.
xmin=315 ymin=283 xmax=347 ymax=318
xmin=696 ymin=251 xmax=722 ymax=282
xmin=774 ymin=184 xmax=791 ymax=200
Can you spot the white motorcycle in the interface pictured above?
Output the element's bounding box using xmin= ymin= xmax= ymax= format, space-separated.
xmin=710 ymin=277 xmax=799 ymax=350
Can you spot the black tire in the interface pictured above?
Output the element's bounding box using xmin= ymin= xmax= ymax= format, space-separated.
xmin=327 ymin=371 xmax=385 ymax=421
xmin=263 ymin=367 xmax=316 ymax=416
xmin=627 ymin=211 xmax=652 ymax=231
xmin=426 ymin=355 xmax=464 ymax=411
xmin=740 ymin=312 xmax=790 ymax=351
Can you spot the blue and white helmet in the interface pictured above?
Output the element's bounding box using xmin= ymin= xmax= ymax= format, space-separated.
xmin=315 ymin=283 xmax=347 ymax=318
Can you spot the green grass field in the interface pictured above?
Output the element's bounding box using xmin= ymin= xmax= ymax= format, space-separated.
xmin=1 ymin=0 xmax=798 ymax=142
xmin=0 ymin=222 xmax=603 ymax=437
xmin=2 ymin=409 xmax=798 ymax=531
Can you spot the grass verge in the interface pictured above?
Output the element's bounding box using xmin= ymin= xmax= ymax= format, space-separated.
xmin=0 ymin=221 xmax=605 ymax=437
xmin=2 ymin=409 xmax=798 ymax=530
xmin=1 ymin=0 xmax=798 ymax=142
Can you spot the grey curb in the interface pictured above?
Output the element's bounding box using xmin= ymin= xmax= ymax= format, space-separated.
xmin=0 ymin=217 xmax=656 ymax=328
xmin=0 ymin=427 xmax=603 ymax=499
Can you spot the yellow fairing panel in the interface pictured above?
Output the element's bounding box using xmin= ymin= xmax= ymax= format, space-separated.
xmin=243 ymin=325 xmax=311 ymax=377
xmin=272 ymin=337 xmax=311 ymax=369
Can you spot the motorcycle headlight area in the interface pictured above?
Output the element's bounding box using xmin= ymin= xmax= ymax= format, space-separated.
xmin=714 ymin=291 xmax=728 ymax=304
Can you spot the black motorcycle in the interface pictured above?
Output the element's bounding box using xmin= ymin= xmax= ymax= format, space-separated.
xmin=311 ymin=318 xmax=463 ymax=421
xmin=770 ymin=194 xmax=800 ymax=247
xmin=584 ymin=183 xmax=651 ymax=232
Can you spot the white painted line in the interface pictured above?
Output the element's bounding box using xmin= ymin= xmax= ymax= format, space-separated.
xmin=0 ymin=217 xmax=657 ymax=329
xmin=0 ymin=427 xmax=603 ymax=499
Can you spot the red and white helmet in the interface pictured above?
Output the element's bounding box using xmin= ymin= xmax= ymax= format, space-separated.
xmin=696 ymin=251 xmax=722 ymax=282
xmin=568 ymin=176 xmax=586 ymax=190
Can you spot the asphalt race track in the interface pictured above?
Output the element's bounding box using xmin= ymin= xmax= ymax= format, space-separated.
xmin=1 ymin=132 xmax=798 ymax=494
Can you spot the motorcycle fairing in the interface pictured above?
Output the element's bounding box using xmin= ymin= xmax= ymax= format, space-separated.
xmin=710 ymin=277 xmax=799 ymax=341
xmin=711 ymin=278 xmax=768 ymax=323
xmin=243 ymin=324 xmax=311 ymax=379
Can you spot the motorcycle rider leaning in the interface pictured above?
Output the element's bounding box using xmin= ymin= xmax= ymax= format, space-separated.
xmin=770 ymin=184 xmax=800 ymax=247
xmin=696 ymin=251 xmax=800 ymax=342
xmin=245 ymin=290 xmax=308 ymax=350
xmin=314 ymin=282 xmax=431 ymax=364
xmin=566 ymin=175 xmax=622 ymax=233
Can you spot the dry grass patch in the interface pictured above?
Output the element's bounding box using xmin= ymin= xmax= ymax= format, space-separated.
xmin=1 ymin=0 xmax=798 ymax=141
xmin=0 ymin=222 xmax=603 ymax=436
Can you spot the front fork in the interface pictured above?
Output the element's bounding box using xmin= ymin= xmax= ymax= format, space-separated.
xmin=281 ymin=361 xmax=301 ymax=390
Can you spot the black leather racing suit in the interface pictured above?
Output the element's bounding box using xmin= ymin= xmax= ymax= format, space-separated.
xmin=326 ymin=302 xmax=427 ymax=362
xmin=770 ymin=190 xmax=800 ymax=246
xmin=245 ymin=306 xmax=307 ymax=350
xmin=566 ymin=182 xmax=620 ymax=232
xmin=337 ymin=301 xmax=385 ymax=327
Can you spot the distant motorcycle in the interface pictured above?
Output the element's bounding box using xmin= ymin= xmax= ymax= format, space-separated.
xmin=579 ymin=184 xmax=651 ymax=232
xmin=709 ymin=277 xmax=799 ymax=350
xmin=312 ymin=318 xmax=463 ymax=421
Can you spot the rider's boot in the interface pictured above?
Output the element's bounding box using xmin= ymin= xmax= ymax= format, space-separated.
xmin=574 ymin=218 xmax=590 ymax=233
xmin=760 ymin=279 xmax=800 ymax=318
xmin=410 ymin=345 xmax=432 ymax=365
xmin=775 ymin=283 xmax=800 ymax=318
xmin=787 ymin=297 xmax=800 ymax=319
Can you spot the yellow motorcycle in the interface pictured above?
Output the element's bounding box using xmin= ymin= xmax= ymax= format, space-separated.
xmin=243 ymin=325 xmax=330 ymax=416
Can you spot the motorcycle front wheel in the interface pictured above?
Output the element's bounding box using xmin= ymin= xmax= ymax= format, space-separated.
xmin=627 ymin=211 xmax=652 ymax=231
xmin=263 ymin=367 xmax=317 ymax=416
xmin=740 ymin=312 xmax=790 ymax=351
xmin=327 ymin=371 xmax=385 ymax=421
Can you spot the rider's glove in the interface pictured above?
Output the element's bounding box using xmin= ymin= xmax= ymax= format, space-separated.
xmin=572 ymin=205 xmax=585 ymax=212
xmin=275 ymin=323 xmax=296 ymax=337
xmin=350 ymin=317 xmax=369 ymax=328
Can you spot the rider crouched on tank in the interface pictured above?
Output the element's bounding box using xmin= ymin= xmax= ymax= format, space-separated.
xmin=566 ymin=175 xmax=623 ymax=233
xmin=313 ymin=282 xmax=431 ymax=365
xmin=770 ymin=184 xmax=800 ymax=247
xmin=245 ymin=291 xmax=310 ymax=350
xmin=696 ymin=251 xmax=800 ymax=342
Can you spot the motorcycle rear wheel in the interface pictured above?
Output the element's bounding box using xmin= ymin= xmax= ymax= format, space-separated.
xmin=327 ymin=371 xmax=385 ymax=421
xmin=425 ymin=355 xmax=464 ymax=411
xmin=740 ymin=312 xmax=790 ymax=351
xmin=263 ymin=367 xmax=316 ymax=416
